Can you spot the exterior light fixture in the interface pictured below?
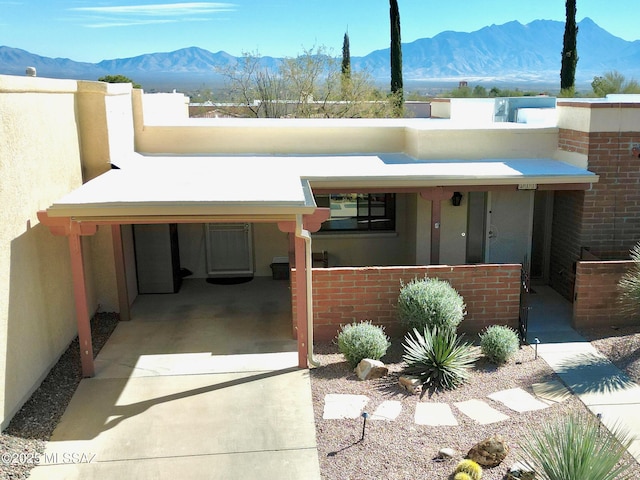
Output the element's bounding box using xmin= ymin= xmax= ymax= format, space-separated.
xmin=361 ymin=411 xmax=369 ymax=441
xmin=451 ymin=192 xmax=463 ymax=206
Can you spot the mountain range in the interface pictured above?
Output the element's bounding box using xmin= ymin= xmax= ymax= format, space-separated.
xmin=1 ymin=18 xmax=639 ymax=90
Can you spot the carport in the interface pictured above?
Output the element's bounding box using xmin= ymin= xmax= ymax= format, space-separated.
xmin=38 ymin=155 xmax=329 ymax=377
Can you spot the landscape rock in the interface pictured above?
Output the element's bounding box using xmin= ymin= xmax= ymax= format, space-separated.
xmin=437 ymin=447 xmax=457 ymax=459
xmin=506 ymin=461 xmax=535 ymax=480
xmin=466 ymin=435 xmax=509 ymax=467
xmin=398 ymin=375 xmax=422 ymax=394
xmin=354 ymin=359 xmax=388 ymax=380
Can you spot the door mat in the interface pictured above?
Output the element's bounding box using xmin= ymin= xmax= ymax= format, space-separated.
xmin=206 ymin=277 xmax=254 ymax=285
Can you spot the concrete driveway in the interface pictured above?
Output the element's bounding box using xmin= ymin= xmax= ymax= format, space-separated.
xmin=28 ymin=278 xmax=321 ymax=480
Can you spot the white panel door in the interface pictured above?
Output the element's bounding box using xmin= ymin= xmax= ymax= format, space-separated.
xmin=205 ymin=223 xmax=254 ymax=276
xmin=486 ymin=190 xmax=534 ymax=265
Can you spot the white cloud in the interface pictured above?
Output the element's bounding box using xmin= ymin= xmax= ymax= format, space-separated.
xmin=71 ymin=2 xmax=235 ymax=15
xmin=70 ymin=2 xmax=236 ymax=27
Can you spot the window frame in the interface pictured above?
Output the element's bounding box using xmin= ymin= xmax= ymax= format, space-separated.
xmin=314 ymin=193 xmax=396 ymax=233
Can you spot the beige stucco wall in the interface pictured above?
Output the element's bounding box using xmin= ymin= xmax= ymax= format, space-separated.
xmin=311 ymin=194 xmax=412 ymax=267
xmin=557 ymin=100 xmax=640 ymax=133
xmin=0 ymin=75 xmax=82 ymax=428
xmin=0 ymin=75 xmax=125 ymax=428
xmin=176 ymin=223 xmax=289 ymax=278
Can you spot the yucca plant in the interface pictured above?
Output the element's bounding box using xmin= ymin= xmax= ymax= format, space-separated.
xmin=618 ymin=241 xmax=640 ymax=314
xmin=402 ymin=327 xmax=478 ymax=390
xmin=520 ymin=412 xmax=634 ymax=480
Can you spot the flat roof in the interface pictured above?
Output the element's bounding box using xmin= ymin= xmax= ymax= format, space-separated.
xmin=46 ymin=153 xmax=598 ymax=220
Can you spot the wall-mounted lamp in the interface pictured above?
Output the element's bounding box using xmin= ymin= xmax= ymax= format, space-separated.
xmin=451 ymin=192 xmax=463 ymax=207
xmin=632 ymin=145 xmax=640 ymax=158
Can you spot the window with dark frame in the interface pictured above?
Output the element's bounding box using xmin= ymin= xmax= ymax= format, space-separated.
xmin=314 ymin=193 xmax=396 ymax=232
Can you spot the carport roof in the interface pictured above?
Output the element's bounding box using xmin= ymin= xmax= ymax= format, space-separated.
xmin=45 ymin=153 xmax=598 ymax=219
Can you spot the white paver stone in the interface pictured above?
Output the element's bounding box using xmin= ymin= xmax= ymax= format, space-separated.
xmin=531 ymin=380 xmax=572 ymax=404
xmin=370 ymin=401 xmax=402 ymax=421
xmin=415 ymin=402 xmax=458 ymax=426
xmin=454 ymin=399 xmax=510 ymax=425
xmin=488 ymin=388 xmax=549 ymax=412
xmin=322 ymin=394 xmax=369 ymax=419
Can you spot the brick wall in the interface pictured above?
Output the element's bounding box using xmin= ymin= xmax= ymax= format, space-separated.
xmin=552 ymin=128 xmax=640 ymax=300
xmin=574 ymin=260 xmax=637 ymax=328
xmin=291 ymin=264 xmax=521 ymax=341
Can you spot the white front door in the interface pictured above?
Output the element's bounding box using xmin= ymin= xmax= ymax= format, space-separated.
xmin=486 ymin=190 xmax=534 ymax=265
xmin=205 ymin=223 xmax=254 ymax=276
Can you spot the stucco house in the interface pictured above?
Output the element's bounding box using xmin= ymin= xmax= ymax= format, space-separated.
xmin=1 ymin=73 xmax=639 ymax=429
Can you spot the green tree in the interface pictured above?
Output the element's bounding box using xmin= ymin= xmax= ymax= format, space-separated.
xmin=592 ymin=70 xmax=640 ymax=97
xmin=341 ymin=32 xmax=351 ymax=99
xmin=389 ymin=0 xmax=403 ymax=111
xmin=98 ymin=74 xmax=141 ymax=89
xmin=560 ymin=0 xmax=578 ymax=95
xmin=341 ymin=32 xmax=351 ymax=79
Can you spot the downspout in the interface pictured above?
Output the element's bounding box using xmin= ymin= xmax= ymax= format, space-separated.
xmin=295 ymin=214 xmax=320 ymax=367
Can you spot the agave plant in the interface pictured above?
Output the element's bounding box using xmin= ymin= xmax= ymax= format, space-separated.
xmin=402 ymin=327 xmax=478 ymax=390
xmin=520 ymin=412 xmax=634 ymax=480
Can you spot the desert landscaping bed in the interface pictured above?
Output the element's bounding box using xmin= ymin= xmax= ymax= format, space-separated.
xmin=309 ymin=332 xmax=640 ymax=480
xmin=1 ymin=318 xmax=639 ymax=480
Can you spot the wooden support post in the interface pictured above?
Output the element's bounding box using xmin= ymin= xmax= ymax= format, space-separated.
xmin=111 ymin=224 xmax=131 ymax=322
xmin=68 ymin=232 xmax=95 ymax=377
xmin=294 ymin=235 xmax=308 ymax=369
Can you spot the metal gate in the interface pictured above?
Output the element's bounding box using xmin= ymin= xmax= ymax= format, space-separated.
xmin=518 ymin=264 xmax=530 ymax=344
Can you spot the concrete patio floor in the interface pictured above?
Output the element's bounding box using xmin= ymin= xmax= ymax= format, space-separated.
xmin=28 ymin=278 xmax=321 ymax=480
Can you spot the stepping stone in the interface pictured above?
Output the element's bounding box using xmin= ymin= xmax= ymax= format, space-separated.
xmin=415 ymin=402 xmax=458 ymax=426
xmin=488 ymin=388 xmax=549 ymax=412
xmin=454 ymin=399 xmax=510 ymax=424
xmin=322 ymin=394 xmax=369 ymax=419
xmin=531 ymin=380 xmax=572 ymax=404
xmin=371 ymin=400 xmax=402 ymax=421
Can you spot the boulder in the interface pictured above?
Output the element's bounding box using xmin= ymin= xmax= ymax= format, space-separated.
xmin=437 ymin=447 xmax=457 ymax=459
xmin=467 ymin=435 xmax=509 ymax=467
xmin=398 ymin=375 xmax=422 ymax=394
xmin=354 ymin=359 xmax=388 ymax=380
xmin=506 ymin=461 xmax=535 ymax=480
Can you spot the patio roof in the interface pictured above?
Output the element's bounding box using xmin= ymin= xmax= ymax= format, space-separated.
xmin=45 ymin=153 xmax=597 ymax=220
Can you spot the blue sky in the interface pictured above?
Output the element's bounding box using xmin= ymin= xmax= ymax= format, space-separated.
xmin=1 ymin=1 xmax=638 ymax=62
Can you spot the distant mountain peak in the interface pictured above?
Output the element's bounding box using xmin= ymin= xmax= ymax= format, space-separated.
xmin=1 ymin=18 xmax=639 ymax=88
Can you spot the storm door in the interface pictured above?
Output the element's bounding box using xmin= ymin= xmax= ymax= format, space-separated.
xmin=205 ymin=223 xmax=254 ymax=277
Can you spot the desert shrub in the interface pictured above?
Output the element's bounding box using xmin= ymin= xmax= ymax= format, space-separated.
xmin=402 ymin=327 xmax=479 ymax=390
xmin=397 ymin=277 xmax=465 ymax=333
xmin=520 ymin=412 xmax=633 ymax=480
xmin=336 ymin=321 xmax=391 ymax=368
xmin=479 ymin=325 xmax=519 ymax=364
xmin=455 ymin=459 xmax=483 ymax=480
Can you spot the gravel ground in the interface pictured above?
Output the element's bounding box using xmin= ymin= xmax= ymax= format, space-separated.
xmin=1 ymin=316 xmax=638 ymax=480
xmin=309 ymin=335 xmax=640 ymax=480
xmin=0 ymin=313 xmax=118 ymax=480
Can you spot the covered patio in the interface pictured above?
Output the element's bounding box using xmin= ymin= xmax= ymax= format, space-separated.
xmin=37 ymin=152 xmax=598 ymax=376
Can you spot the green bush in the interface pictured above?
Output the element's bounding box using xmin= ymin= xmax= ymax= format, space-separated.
xmin=397 ymin=277 xmax=465 ymax=333
xmin=520 ymin=412 xmax=633 ymax=480
xmin=455 ymin=459 xmax=483 ymax=480
xmin=336 ymin=321 xmax=391 ymax=368
xmin=402 ymin=327 xmax=478 ymax=390
xmin=479 ymin=325 xmax=520 ymax=364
